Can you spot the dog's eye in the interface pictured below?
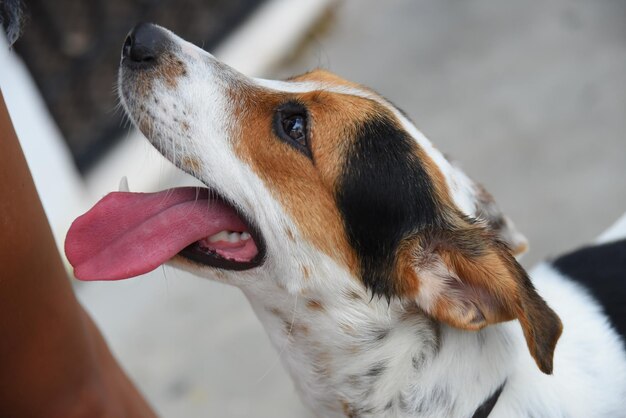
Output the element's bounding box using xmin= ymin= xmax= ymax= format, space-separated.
xmin=282 ymin=115 xmax=306 ymax=146
xmin=274 ymin=102 xmax=311 ymax=158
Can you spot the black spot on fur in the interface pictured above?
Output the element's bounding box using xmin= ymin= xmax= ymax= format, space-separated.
xmin=412 ymin=352 xmax=426 ymax=370
xmin=552 ymin=238 xmax=626 ymax=340
xmin=365 ymin=361 xmax=386 ymax=377
xmin=337 ymin=115 xmax=441 ymax=299
xmin=471 ymin=382 xmax=505 ymax=418
xmin=414 ymin=385 xmax=452 ymax=415
xmin=372 ymin=327 xmax=389 ymax=342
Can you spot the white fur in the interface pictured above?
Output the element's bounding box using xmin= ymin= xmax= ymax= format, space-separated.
xmin=119 ymin=26 xmax=626 ymax=417
xmin=597 ymin=212 xmax=626 ymax=244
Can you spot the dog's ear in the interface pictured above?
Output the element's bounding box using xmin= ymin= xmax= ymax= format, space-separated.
xmin=448 ymin=162 xmax=529 ymax=256
xmin=472 ymin=183 xmax=528 ymax=256
xmin=397 ymin=218 xmax=562 ymax=374
xmin=334 ymin=112 xmax=557 ymax=371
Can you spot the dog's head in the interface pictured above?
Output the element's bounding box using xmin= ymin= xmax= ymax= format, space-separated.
xmin=67 ymin=23 xmax=560 ymax=374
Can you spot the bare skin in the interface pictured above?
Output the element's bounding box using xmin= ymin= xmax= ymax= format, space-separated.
xmin=0 ymin=91 xmax=157 ymax=418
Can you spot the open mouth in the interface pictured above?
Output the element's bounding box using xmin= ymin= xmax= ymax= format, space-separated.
xmin=177 ymin=190 xmax=266 ymax=271
xmin=65 ymin=186 xmax=266 ymax=281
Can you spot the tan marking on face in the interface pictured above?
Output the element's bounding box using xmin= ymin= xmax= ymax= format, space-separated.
xmin=289 ymin=68 xmax=365 ymax=90
xmin=417 ymin=149 xmax=453 ymax=207
xmin=231 ymin=82 xmax=381 ymax=273
xmin=301 ymin=265 xmax=311 ymax=279
xmin=160 ymin=55 xmax=187 ymax=88
xmin=231 ymin=69 xmax=457 ymax=293
xmin=181 ymin=156 xmax=202 ymax=173
xmin=295 ymin=70 xmax=452 ymax=206
xmin=285 ymin=228 xmax=295 ymax=242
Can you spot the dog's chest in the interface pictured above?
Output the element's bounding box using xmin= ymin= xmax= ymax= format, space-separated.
xmin=247 ymin=291 xmax=453 ymax=418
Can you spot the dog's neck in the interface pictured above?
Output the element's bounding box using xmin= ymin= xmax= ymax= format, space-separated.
xmin=240 ymin=271 xmax=540 ymax=418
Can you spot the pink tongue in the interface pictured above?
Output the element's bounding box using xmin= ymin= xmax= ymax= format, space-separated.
xmin=65 ymin=188 xmax=249 ymax=281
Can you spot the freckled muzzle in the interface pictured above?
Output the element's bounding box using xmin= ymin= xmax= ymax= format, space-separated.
xmin=63 ymin=24 xmax=270 ymax=281
xmin=119 ymin=23 xmax=190 ymax=105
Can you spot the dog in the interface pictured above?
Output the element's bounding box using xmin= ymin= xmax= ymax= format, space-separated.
xmin=65 ymin=23 xmax=626 ymax=417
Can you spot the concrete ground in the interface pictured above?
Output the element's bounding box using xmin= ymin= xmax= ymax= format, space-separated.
xmin=78 ymin=1 xmax=626 ymax=417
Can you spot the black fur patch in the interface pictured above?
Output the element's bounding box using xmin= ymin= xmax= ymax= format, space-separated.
xmin=336 ymin=115 xmax=441 ymax=299
xmin=471 ymin=382 xmax=505 ymax=418
xmin=552 ymin=238 xmax=626 ymax=339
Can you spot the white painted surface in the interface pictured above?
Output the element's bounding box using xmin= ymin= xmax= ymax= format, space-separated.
xmin=0 ymin=37 xmax=87 ymax=252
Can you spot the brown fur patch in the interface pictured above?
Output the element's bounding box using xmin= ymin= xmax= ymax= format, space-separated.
xmin=181 ymin=156 xmax=201 ymax=173
xmin=408 ymin=221 xmax=562 ymax=373
xmin=230 ymin=70 xmax=464 ymax=301
xmin=512 ymin=241 xmax=529 ymax=256
xmin=339 ymin=322 xmax=356 ymax=336
xmin=160 ymin=55 xmax=187 ymax=88
xmin=416 ymin=147 xmax=453 ymax=208
xmin=302 ymin=265 xmax=311 ymax=279
xmin=269 ymin=307 xmax=309 ymax=337
xmin=393 ymin=239 xmax=423 ymax=298
xmin=313 ymin=350 xmax=333 ymax=378
xmin=296 ymin=69 xmax=452 ymax=206
xmin=289 ymin=69 xmax=365 ymax=91
xmin=399 ymin=302 xmax=426 ymax=322
xmin=231 ymin=83 xmax=385 ymax=273
xmin=268 ymin=307 xmax=284 ymax=318
xmin=285 ymin=228 xmax=295 ymax=242
xmin=345 ymin=290 xmax=362 ymax=301
xmin=306 ymin=299 xmax=325 ymax=311
xmin=291 ymin=322 xmax=309 ymax=336
xmin=341 ymin=400 xmax=358 ymax=418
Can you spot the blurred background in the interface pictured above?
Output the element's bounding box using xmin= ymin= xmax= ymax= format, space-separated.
xmin=1 ymin=0 xmax=625 ymax=417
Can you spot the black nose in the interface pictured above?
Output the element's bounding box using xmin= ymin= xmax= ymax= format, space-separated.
xmin=122 ymin=23 xmax=169 ymax=66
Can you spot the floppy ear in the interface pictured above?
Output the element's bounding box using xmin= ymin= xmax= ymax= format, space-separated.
xmin=473 ymin=183 xmax=529 ymax=256
xmin=398 ymin=219 xmax=562 ymax=374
